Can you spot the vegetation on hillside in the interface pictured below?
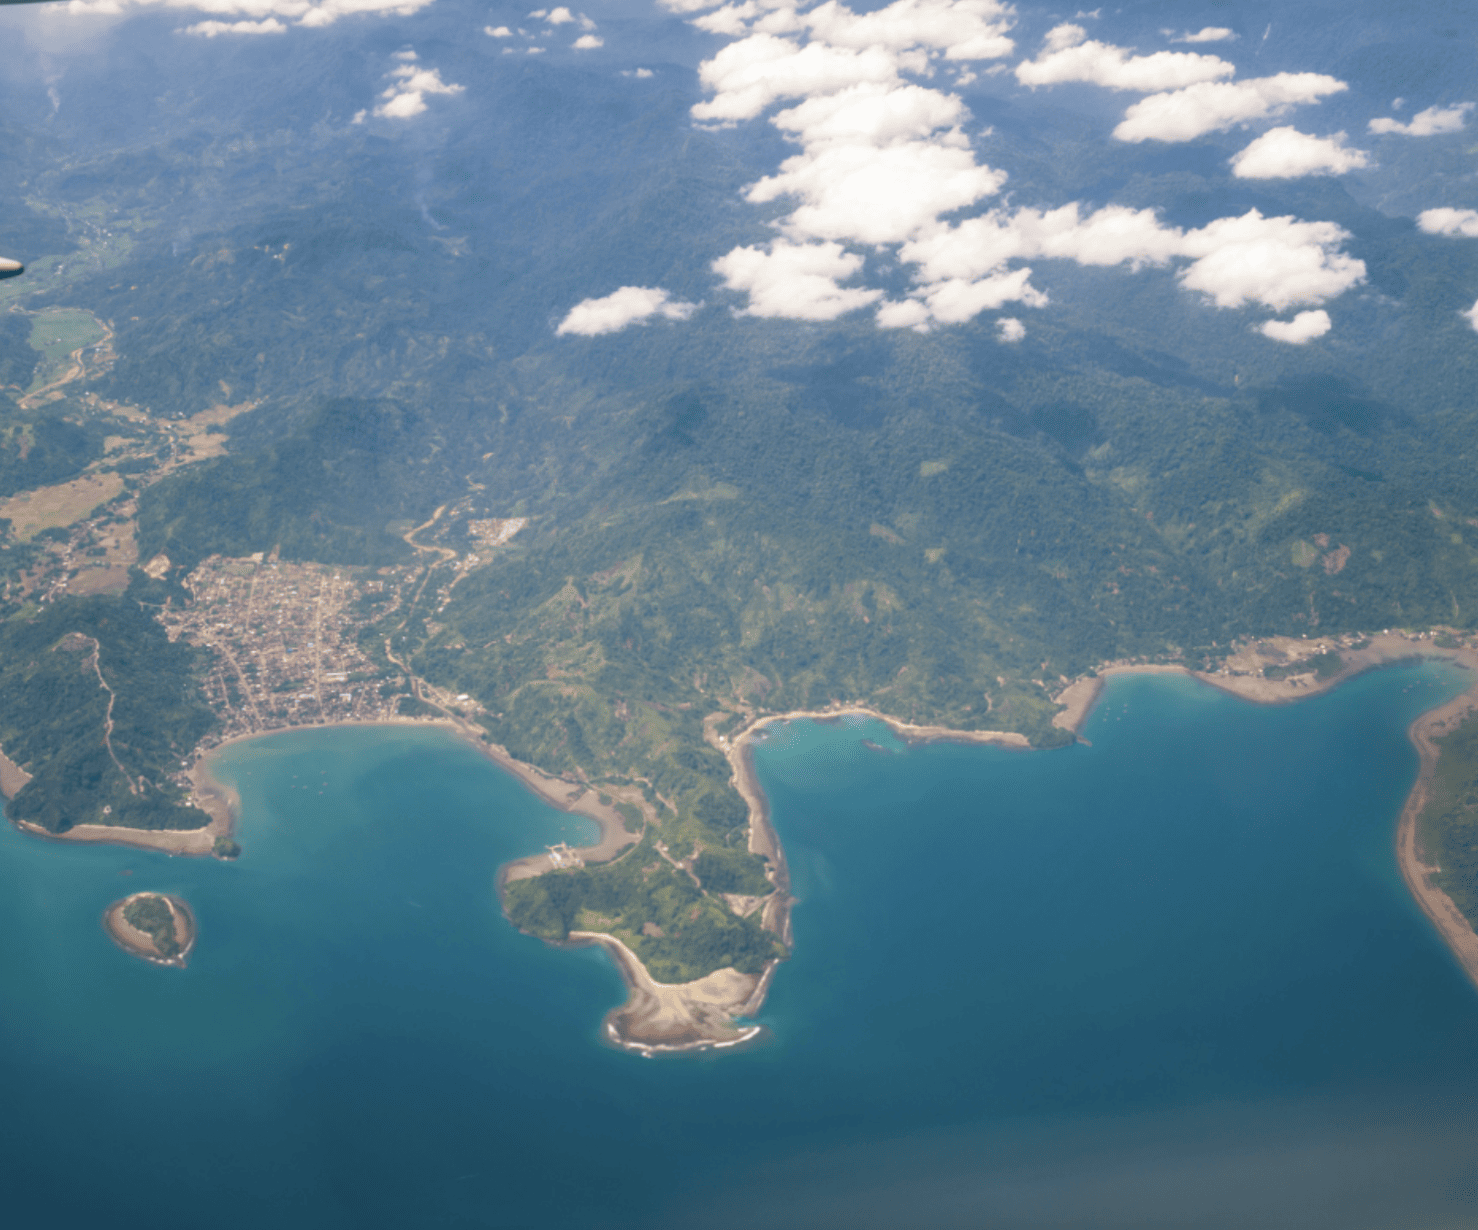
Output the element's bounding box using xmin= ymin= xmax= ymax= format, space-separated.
xmin=0 ymin=596 xmax=214 ymax=832
xmin=503 ymin=834 xmax=784 ymax=983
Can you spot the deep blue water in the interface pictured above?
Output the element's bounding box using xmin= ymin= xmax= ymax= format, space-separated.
xmin=4 ymin=663 xmax=1478 ymax=1229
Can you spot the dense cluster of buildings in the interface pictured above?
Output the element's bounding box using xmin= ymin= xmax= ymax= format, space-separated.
xmin=158 ymin=554 xmax=421 ymax=741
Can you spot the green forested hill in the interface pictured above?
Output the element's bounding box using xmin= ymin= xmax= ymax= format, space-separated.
xmin=0 ymin=596 xmax=213 ymax=832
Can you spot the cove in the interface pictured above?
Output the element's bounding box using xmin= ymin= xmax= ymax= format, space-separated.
xmin=2 ymin=663 xmax=1477 ymax=1229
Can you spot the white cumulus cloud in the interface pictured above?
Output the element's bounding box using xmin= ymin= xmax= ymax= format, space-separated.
xmin=1230 ymin=127 xmax=1369 ymax=178
xmin=712 ymin=240 xmax=882 ymax=319
xmin=748 ymin=132 xmax=1006 ymax=246
xmin=693 ymin=5 xmax=765 ymax=37
xmin=693 ymin=33 xmax=905 ymax=123
xmin=912 ymin=267 xmax=1045 ymax=325
xmin=681 ymin=1 xmax=1022 ymax=321
xmin=772 ymin=81 xmax=966 ymax=145
xmin=1418 ymin=208 xmax=1478 ymax=238
xmin=486 ymin=24 xmax=512 ymax=36
xmin=1114 ymin=73 xmax=1347 ymax=143
xmin=1015 ymin=24 xmax=1233 ymax=92
xmin=1170 ymin=27 xmax=1235 ymax=44
xmin=1369 ymin=103 xmax=1473 ymax=136
xmin=805 ymin=0 xmax=1015 ymax=61
xmin=1259 ymin=310 xmax=1331 ymax=344
xmin=372 ymin=53 xmax=464 ymax=119
xmin=578 ymin=0 xmax=1368 ymax=335
xmin=93 ymin=0 xmax=440 ymax=34
xmin=1463 ymin=300 xmax=1478 ymax=333
xmin=893 ymin=205 xmax=1362 ymax=322
xmin=556 ymin=287 xmax=699 ymax=336
xmin=574 ymin=33 xmax=603 ymax=48
xmin=184 ymin=17 xmax=286 ymax=34
xmin=1176 ymin=212 xmax=1361 ymax=311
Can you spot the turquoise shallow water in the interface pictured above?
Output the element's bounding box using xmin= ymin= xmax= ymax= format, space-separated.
xmin=4 ymin=663 xmax=1478 ymax=1228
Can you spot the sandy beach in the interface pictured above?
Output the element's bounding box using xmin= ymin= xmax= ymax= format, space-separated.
xmin=567 ymin=930 xmax=764 ymax=1054
xmin=718 ymin=729 xmax=793 ymax=951
xmin=728 ymin=704 xmax=1030 ymax=752
xmin=1053 ymin=632 xmax=1464 ymax=735
xmin=17 ymin=817 xmax=220 ymax=855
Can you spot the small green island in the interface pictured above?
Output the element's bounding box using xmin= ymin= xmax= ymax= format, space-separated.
xmin=103 ymin=892 xmax=196 ymax=968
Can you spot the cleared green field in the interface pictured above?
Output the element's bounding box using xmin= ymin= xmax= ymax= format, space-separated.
xmin=26 ymin=308 xmax=106 ymax=391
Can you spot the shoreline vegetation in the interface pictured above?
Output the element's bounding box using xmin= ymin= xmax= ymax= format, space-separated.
xmin=102 ymin=891 xmax=196 ymax=968
xmin=10 ymin=628 xmax=1478 ymax=1047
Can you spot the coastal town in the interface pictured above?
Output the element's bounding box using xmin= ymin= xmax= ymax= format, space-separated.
xmin=151 ymin=518 xmax=528 ymax=752
xmin=156 ymin=553 xmax=416 ymax=740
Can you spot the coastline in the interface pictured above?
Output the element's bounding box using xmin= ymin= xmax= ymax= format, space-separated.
xmin=720 ymin=704 xmax=1030 ymax=965
xmin=205 ymin=715 xmax=645 ymax=876
xmin=1393 ymin=665 xmax=1478 ymax=992
xmin=10 ymin=747 xmax=238 ymax=857
xmin=6 ymin=713 xmax=644 ymax=866
xmin=1051 ymin=631 xmax=1478 ymax=990
xmin=712 ymin=700 xmax=1029 ymax=962
xmin=518 ymin=706 xmax=825 ymax=1055
xmin=18 ymin=627 xmax=1478 ymax=1047
xmin=1052 ymin=632 xmax=1460 ymax=735
xmin=638 ymin=702 xmax=1033 ymax=1047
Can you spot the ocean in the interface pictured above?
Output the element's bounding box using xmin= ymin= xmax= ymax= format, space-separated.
xmin=3 ymin=662 xmax=1478 ymax=1229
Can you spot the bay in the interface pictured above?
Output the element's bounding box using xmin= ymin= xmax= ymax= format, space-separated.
xmin=3 ymin=663 xmax=1477 ymax=1228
